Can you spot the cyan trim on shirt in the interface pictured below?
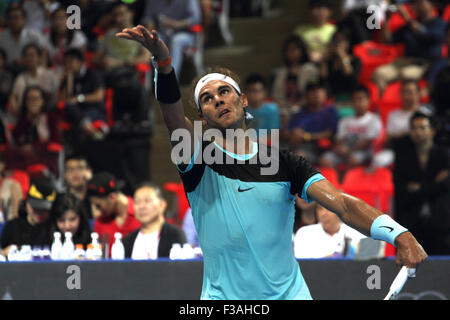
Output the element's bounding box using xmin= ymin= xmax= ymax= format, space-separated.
xmin=301 ymin=173 xmax=326 ymax=203
xmin=177 ymin=138 xmax=201 ymax=173
xmin=213 ymin=141 xmax=258 ymax=161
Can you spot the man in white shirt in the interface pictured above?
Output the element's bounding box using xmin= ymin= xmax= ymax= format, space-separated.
xmin=319 ymin=85 xmax=382 ymax=168
xmin=294 ymin=204 xmax=365 ymax=259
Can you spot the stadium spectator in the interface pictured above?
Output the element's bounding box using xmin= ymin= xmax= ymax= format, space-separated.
xmin=140 ymin=0 xmax=202 ymax=77
xmin=5 ymin=86 xmax=61 ymax=175
xmin=244 ymin=73 xmax=280 ymax=136
xmin=393 ymin=111 xmax=450 ymax=255
xmin=22 ymin=0 xmax=53 ymax=33
xmin=319 ymin=85 xmax=382 ymax=169
xmin=87 ymin=172 xmax=141 ymax=254
xmin=58 ymin=48 xmax=107 ymax=143
xmin=271 ymin=35 xmax=319 ymax=112
xmin=44 ymin=5 xmax=88 ymax=79
xmin=293 ymin=204 xmax=365 ymax=259
xmin=64 ymin=154 xmax=96 ymax=220
xmin=386 ymin=80 xmax=424 ymax=143
xmin=123 ymin=182 xmax=186 ymax=259
xmin=8 ymin=43 xmax=58 ymax=119
xmin=293 ymin=0 xmax=336 ymax=64
xmin=0 ymin=48 xmax=14 ymax=111
xmin=0 ymin=4 xmax=47 ymax=72
xmin=283 ymin=81 xmax=338 ymax=164
xmin=337 ymin=0 xmax=386 ymax=46
xmin=45 ymin=192 xmax=92 ymax=247
xmin=319 ymin=32 xmax=361 ymax=100
xmin=373 ymin=0 xmax=447 ymax=92
xmin=0 ymin=152 xmax=23 ymax=222
xmin=0 ymin=178 xmax=56 ymax=257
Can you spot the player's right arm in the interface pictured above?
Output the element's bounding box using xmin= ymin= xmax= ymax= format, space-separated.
xmin=116 ymin=26 xmax=196 ymax=150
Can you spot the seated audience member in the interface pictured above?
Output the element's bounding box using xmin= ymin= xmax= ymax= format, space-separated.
xmin=386 ymin=80 xmax=425 ymax=143
xmin=0 ymin=48 xmax=14 ymax=110
xmin=293 ymin=204 xmax=366 ymax=259
xmin=244 ymin=73 xmax=280 ymax=136
xmin=0 ymin=4 xmax=47 ymax=71
xmin=22 ymin=0 xmax=53 ymax=33
xmin=58 ymin=48 xmax=107 ymax=142
xmin=337 ymin=0 xmax=385 ymax=46
xmin=123 ymin=183 xmax=187 ymax=259
xmin=320 ymin=32 xmax=362 ymax=100
xmin=64 ymin=154 xmax=95 ymax=219
xmin=319 ymin=85 xmax=382 ymax=169
xmin=44 ymin=5 xmax=88 ymax=79
xmin=140 ymin=0 xmax=202 ymax=77
xmin=182 ymin=208 xmax=199 ymax=248
xmin=293 ymin=0 xmax=337 ymax=64
xmin=271 ymin=35 xmax=319 ymax=112
xmin=87 ymin=172 xmax=141 ymax=252
xmin=46 ymin=192 xmax=92 ymax=247
xmin=373 ymin=0 xmax=446 ymax=92
xmin=393 ymin=111 xmax=450 ymax=255
xmin=8 ymin=43 xmax=58 ymax=119
xmin=93 ymin=2 xmax=150 ymax=73
xmin=0 ymin=178 xmax=56 ymax=257
xmin=283 ymin=81 xmax=338 ymax=164
xmin=0 ymin=152 xmax=23 ymax=222
xmin=6 ymin=86 xmax=61 ymax=175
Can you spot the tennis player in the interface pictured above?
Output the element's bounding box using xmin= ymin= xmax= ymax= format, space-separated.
xmin=116 ymin=25 xmax=427 ymax=300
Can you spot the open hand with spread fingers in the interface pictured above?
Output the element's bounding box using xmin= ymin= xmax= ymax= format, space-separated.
xmin=116 ymin=25 xmax=170 ymax=62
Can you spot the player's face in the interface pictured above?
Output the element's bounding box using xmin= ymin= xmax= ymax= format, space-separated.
xmin=198 ymin=80 xmax=247 ymax=130
xmin=133 ymin=187 xmax=166 ymax=226
xmin=56 ymin=210 xmax=80 ymax=236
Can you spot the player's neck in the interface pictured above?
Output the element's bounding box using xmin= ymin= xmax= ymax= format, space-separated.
xmin=215 ymin=134 xmax=255 ymax=155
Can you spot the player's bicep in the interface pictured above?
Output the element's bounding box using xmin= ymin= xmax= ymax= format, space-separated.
xmin=305 ymin=179 xmax=347 ymax=218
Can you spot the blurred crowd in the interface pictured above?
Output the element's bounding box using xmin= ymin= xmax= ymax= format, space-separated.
xmin=0 ymin=0 xmax=449 ymax=261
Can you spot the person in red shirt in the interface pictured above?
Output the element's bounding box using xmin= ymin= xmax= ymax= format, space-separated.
xmin=87 ymin=172 xmax=141 ymax=256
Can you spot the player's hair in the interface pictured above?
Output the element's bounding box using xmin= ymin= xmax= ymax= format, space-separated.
xmin=189 ymin=66 xmax=242 ymax=115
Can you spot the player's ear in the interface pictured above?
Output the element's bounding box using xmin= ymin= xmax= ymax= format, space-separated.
xmin=240 ymin=93 xmax=248 ymax=108
xmin=198 ymin=110 xmax=207 ymax=126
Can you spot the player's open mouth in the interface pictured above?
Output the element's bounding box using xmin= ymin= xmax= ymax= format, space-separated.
xmin=218 ymin=109 xmax=231 ymax=118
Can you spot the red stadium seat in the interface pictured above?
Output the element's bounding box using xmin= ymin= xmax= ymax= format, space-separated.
xmin=341 ymin=167 xmax=393 ymax=214
xmin=164 ymin=182 xmax=190 ymax=227
xmin=375 ymin=81 xmax=402 ymax=126
xmin=442 ymin=4 xmax=450 ymax=22
xmin=318 ymin=167 xmax=340 ymax=188
xmin=353 ymin=41 xmax=404 ymax=85
xmin=10 ymin=170 xmax=30 ymax=198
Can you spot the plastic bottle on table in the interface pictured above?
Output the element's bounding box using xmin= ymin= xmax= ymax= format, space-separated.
xmin=62 ymin=232 xmax=75 ymax=260
xmin=20 ymin=245 xmax=32 ymax=261
xmin=74 ymin=244 xmax=85 ymax=260
xmin=169 ymin=243 xmax=182 ymax=260
xmin=7 ymin=245 xmax=18 ymax=261
xmin=51 ymin=232 xmax=63 ymax=260
xmin=111 ymin=232 xmax=125 ymax=260
xmin=90 ymin=232 xmax=103 ymax=260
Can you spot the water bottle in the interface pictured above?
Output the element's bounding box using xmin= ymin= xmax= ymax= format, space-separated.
xmin=169 ymin=243 xmax=182 ymax=260
xmin=62 ymin=232 xmax=75 ymax=260
xmin=7 ymin=245 xmax=18 ymax=261
xmin=51 ymin=232 xmax=63 ymax=260
xmin=90 ymin=232 xmax=103 ymax=260
xmin=182 ymin=243 xmax=195 ymax=259
xmin=20 ymin=245 xmax=32 ymax=261
xmin=31 ymin=246 xmax=42 ymax=261
xmin=40 ymin=246 xmax=51 ymax=261
xmin=111 ymin=232 xmax=125 ymax=260
xmin=74 ymin=244 xmax=85 ymax=260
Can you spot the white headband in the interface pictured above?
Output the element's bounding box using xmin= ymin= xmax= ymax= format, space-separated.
xmin=194 ymin=73 xmax=241 ymax=110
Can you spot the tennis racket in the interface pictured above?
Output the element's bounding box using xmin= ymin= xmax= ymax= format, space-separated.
xmin=384 ymin=266 xmax=415 ymax=300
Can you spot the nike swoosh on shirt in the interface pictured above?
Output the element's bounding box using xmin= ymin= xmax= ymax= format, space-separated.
xmin=380 ymin=226 xmax=394 ymax=232
xmin=238 ymin=187 xmax=255 ymax=192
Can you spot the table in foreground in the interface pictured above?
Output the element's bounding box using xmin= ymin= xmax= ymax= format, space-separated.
xmin=0 ymin=257 xmax=449 ymax=300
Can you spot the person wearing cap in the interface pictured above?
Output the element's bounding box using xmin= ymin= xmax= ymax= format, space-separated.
xmin=87 ymin=172 xmax=141 ymax=253
xmin=116 ymin=26 xmax=427 ymax=300
xmin=0 ymin=178 xmax=56 ymax=257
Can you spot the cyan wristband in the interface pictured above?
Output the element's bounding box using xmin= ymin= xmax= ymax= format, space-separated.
xmin=370 ymin=214 xmax=408 ymax=247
